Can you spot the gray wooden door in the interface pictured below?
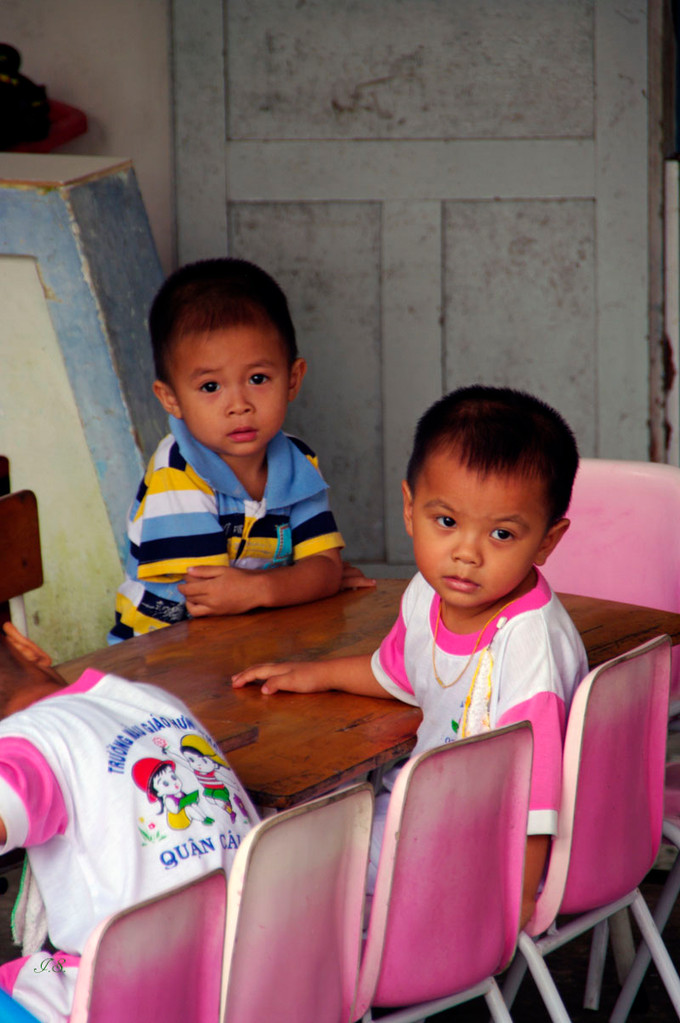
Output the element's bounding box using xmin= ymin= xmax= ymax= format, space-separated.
xmin=172 ymin=0 xmax=651 ymax=570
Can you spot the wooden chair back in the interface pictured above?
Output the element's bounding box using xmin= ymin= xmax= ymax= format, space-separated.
xmin=0 ymin=490 xmax=43 ymax=608
xmin=0 ymin=456 xmax=9 ymax=497
xmin=0 ymin=476 xmax=43 ymax=633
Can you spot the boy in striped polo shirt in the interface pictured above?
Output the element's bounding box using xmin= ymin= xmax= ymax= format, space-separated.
xmin=109 ymin=258 xmax=347 ymax=642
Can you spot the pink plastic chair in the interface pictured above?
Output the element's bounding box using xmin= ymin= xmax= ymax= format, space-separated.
xmin=609 ymin=761 xmax=680 ymax=1021
xmin=69 ymin=869 xmax=226 ymax=1023
xmin=351 ymin=722 xmax=533 ymax=1023
xmin=541 ymin=457 xmax=680 ymax=709
xmin=502 ymin=636 xmax=680 ymax=1023
xmin=541 ymin=457 xmax=680 ymax=1006
xmin=221 ymin=783 xmax=373 ymax=1023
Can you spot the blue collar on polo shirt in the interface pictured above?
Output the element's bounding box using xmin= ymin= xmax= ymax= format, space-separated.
xmin=169 ymin=418 xmax=328 ymax=507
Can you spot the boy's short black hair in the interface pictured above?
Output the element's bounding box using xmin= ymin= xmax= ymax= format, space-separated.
xmin=150 ymin=257 xmax=298 ymax=382
xmin=406 ymin=385 xmax=579 ymax=524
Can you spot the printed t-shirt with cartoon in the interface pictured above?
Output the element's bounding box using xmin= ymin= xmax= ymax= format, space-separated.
xmin=109 ymin=417 xmax=344 ymax=642
xmin=0 ymin=669 xmax=257 ymax=1023
xmin=367 ymin=570 xmax=588 ymax=882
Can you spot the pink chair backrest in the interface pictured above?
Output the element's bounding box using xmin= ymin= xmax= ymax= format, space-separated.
xmin=544 ymin=458 xmax=680 ymax=612
xmin=221 ymin=783 xmax=373 ymax=1023
xmin=526 ymin=636 xmax=671 ymax=937
xmin=353 ymin=723 xmax=533 ymax=1015
xmin=69 ymin=869 xmax=226 ymax=1023
xmin=542 ymin=458 xmax=680 ymax=702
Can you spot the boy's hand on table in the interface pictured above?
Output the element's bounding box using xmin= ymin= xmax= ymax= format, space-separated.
xmin=179 ymin=565 xmax=259 ymax=616
xmin=233 ymin=653 xmax=388 ymax=699
xmin=339 ymin=562 xmax=377 ymax=591
xmin=181 ymin=550 xmax=344 ymax=615
xmin=232 ymin=661 xmax=325 ymax=695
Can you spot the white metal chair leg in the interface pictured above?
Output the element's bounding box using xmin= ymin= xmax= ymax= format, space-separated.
xmin=501 ymin=948 xmax=529 ymax=1010
xmin=584 ymin=918 xmax=608 ymax=1010
xmin=628 ymin=890 xmax=680 ymax=1017
xmin=515 ymin=932 xmax=571 ymax=1023
xmin=610 ymin=855 xmax=680 ymax=1023
xmin=610 ymin=908 xmax=636 ymax=983
xmin=485 ymin=978 xmax=515 ymax=1023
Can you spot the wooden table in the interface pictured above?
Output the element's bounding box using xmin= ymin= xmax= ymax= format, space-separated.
xmin=56 ymin=583 xmax=420 ymax=808
xmin=48 ymin=579 xmax=680 ymax=809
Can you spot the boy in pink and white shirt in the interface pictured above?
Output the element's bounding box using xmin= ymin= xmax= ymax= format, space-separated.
xmin=234 ymin=385 xmax=588 ymax=928
xmin=372 ymin=567 xmax=585 ymax=829
xmin=0 ymin=629 xmax=257 ymax=1023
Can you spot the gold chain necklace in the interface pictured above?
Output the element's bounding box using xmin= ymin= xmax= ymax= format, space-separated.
xmin=431 ymin=595 xmax=520 ymax=689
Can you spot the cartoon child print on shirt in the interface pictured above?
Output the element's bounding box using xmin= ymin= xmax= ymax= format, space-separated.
xmin=153 ymin=734 xmax=250 ymax=824
xmin=132 ymin=756 xmax=215 ymax=831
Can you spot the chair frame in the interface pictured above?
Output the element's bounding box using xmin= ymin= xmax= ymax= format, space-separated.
xmin=542 ymin=456 xmax=680 ymax=713
xmin=221 ymin=782 xmax=374 ymax=1023
xmin=502 ymin=635 xmax=680 ymax=1023
xmin=608 ymin=812 xmax=680 ymax=1021
xmin=69 ymin=869 xmax=226 ymax=1023
xmin=353 ymin=723 xmax=533 ymax=1023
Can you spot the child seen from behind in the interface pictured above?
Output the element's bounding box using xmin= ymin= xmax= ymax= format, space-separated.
xmin=110 ymin=258 xmax=347 ymax=643
xmin=234 ymin=385 xmax=589 ymax=927
xmin=0 ymin=623 xmax=258 ymax=1023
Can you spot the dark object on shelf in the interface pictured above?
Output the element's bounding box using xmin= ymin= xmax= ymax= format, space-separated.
xmin=0 ymin=43 xmax=50 ymax=149
xmin=10 ymin=99 xmax=88 ymax=153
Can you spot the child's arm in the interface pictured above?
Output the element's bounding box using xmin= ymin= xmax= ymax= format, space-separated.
xmin=232 ymin=652 xmax=390 ymax=698
xmin=340 ymin=561 xmax=377 ymax=590
xmin=2 ymin=623 xmax=54 ymax=670
xmin=179 ymin=547 xmax=344 ymax=617
xmin=521 ymin=834 xmax=550 ymax=929
xmin=1 ymin=623 xmax=67 ymax=711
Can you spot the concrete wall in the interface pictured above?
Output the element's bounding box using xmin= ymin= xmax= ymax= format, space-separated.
xmin=0 ymin=256 xmax=123 ymax=661
xmin=0 ymin=155 xmax=165 ymax=661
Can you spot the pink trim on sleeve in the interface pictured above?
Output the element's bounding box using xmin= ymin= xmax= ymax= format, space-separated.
xmin=0 ymin=951 xmax=80 ymax=995
xmin=0 ymin=738 xmax=68 ymax=845
xmin=33 ymin=667 xmax=105 ymax=705
xmin=376 ymin=611 xmax=414 ymax=695
xmin=0 ymin=955 xmax=31 ymax=994
xmin=497 ymin=690 xmax=567 ymax=819
xmin=63 ymin=668 xmax=106 ymax=695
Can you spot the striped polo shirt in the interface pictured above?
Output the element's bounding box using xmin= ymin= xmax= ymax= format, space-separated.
xmin=109 ymin=419 xmax=343 ymax=642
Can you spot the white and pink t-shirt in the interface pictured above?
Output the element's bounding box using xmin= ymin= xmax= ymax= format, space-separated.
xmin=371 ymin=570 xmax=588 ymax=835
xmin=0 ymin=670 xmax=258 ymax=1023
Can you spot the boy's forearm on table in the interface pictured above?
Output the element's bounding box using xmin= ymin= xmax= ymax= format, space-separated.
xmin=231 ymin=652 xmax=389 ymax=698
xmin=317 ymin=654 xmax=391 ymax=697
xmin=256 ymin=548 xmax=343 ymax=607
